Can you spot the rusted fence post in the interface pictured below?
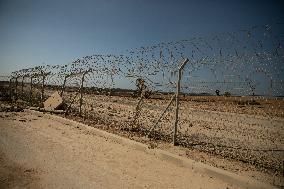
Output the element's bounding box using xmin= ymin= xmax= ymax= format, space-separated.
xmin=173 ymin=58 xmax=189 ymax=146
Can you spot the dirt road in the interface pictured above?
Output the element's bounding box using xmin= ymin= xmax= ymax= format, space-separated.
xmin=0 ymin=111 xmax=241 ymax=189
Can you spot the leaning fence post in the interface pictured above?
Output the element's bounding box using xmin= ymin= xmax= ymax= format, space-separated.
xmin=173 ymin=58 xmax=189 ymax=146
xmin=148 ymin=94 xmax=176 ymax=137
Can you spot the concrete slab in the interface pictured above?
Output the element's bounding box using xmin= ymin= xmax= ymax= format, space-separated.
xmin=43 ymin=91 xmax=63 ymax=111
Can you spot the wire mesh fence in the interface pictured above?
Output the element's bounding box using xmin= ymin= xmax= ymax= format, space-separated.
xmin=4 ymin=23 xmax=284 ymax=173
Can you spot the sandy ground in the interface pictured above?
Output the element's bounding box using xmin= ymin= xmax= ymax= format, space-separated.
xmin=0 ymin=111 xmax=242 ymax=189
xmin=2 ymin=85 xmax=284 ymax=187
xmin=76 ymin=94 xmax=284 ymax=173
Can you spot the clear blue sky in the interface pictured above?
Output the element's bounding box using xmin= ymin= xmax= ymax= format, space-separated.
xmin=0 ymin=0 xmax=283 ymax=75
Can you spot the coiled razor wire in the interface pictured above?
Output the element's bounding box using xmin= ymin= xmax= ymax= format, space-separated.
xmin=7 ymin=23 xmax=284 ymax=173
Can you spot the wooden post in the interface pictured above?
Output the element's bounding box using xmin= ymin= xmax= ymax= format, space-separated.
xmin=173 ymin=58 xmax=189 ymax=146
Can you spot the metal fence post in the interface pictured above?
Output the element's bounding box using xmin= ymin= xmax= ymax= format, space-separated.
xmin=148 ymin=94 xmax=176 ymax=137
xmin=30 ymin=76 xmax=33 ymax=105
xmin=9 ymin=78 xmax=13 ymax=100
xmin=15 ymin=77 xmax=18 ymax=101
xmin=173 ymin=58 xmax=189 ymax=146
xmin=21 ymin=76 xmax=25 ymax=96
xmin=79 ymin=71 xmax=87 ymax=116
xmin=61 ymin=75 xmax=68 ymax=97
xmin=41 ymin=71 xmax=46 ymax=101
xmin=132 ymin=80 xmax=147 ymax=129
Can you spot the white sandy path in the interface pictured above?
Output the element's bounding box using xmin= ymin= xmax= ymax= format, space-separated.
xmin=0 ymin=111 xmax=241 ymax=189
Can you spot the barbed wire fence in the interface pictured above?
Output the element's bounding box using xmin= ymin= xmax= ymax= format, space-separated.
xmin=3 ymin=23 xmax=284 ymax=174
